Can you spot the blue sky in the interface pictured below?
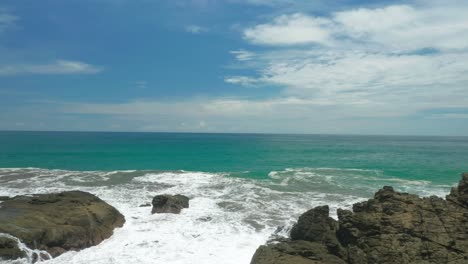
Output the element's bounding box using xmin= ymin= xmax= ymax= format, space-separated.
xmin=0 ymin=0 xmax=467 ymax=135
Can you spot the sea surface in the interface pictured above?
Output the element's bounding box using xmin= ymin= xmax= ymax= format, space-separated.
xmin=0 ymin=131 xmax=467 ymax=264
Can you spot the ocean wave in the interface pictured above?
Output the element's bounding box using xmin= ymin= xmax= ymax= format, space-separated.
xmin=267 ymin=167 xmax=451 ymax=198
xmin=0 ymin=167 xmax=453 ymax=263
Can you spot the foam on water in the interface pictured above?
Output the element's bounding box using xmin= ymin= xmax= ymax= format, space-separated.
xmin=0 ymin=233 xmax=52 ymax=263
xmin=268 ymin=167 xmax=451 ymax=197
xmin=0 ymin=167 xmax=453 ymax=264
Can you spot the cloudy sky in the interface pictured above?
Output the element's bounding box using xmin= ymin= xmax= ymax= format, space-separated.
xmin=1 ymin=0 xmax=467 ymax=135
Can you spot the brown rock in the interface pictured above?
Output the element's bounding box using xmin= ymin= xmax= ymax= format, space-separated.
xmin=0 ymin=191 xmax=125 ymax=260
xmin=151 ymin=194 xmax=189 ymax=214
xmin=251 ymin=240 xmax=346 ymax=264
xmin=0 ymin=236 xmax=26 ymax=260
xmin=251 ymin=173 xmax=468 ymax=264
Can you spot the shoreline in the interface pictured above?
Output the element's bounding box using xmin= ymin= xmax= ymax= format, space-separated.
xmin=1 ymin=170 xmax=466 ymax=263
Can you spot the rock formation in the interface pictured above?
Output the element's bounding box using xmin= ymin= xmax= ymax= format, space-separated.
xmin=0 ymin=191 xmax=125 ymax=260
xmin=251 ymin=173 xmax=468 ymax=264
xmin=0 ymin=236 xmax=26 ymax=260
xmin=151 ymin=194 xmax=189 ymax=214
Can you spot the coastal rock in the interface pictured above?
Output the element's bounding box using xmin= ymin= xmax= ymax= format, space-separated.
xmin=0 ymin=191 xmax=125 ymax=260
xmin=251 ymin=240 xmax=346 ymax=264
xmin=251 ymin=173 xmax=468 ymax=264
xmin=0 ymin=236 xmax=26 ymax=260
xmin=151 ymin=194 xmax=189 ymax=214
xmin=0 ymin=196 xmax=10 ymax=201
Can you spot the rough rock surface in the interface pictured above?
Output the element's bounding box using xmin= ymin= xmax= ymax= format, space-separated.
xmin=251 ymin=173 xmax=468 ymax=264
xmin=0 ymin=236 xmax=26 ymax=260
xmin=0 ymin=191 xmax=125 ymax=260
xmin=151 ymin=194 xmax=189 ymax=214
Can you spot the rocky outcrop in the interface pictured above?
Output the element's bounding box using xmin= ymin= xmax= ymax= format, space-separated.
xmin=0 ymin=191 xmax=125 ymax=260
xmin=251 ymin=173 xmax=468 ymax=264
xmin=251 ymin=240 xmax=347 ymax=264
xmin=151 ymin=194 xmax=189 ymax=214
xmin=0 ymin=236 xmax=26 ymax=260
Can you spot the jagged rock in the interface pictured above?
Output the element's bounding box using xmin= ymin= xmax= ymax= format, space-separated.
xmin=251 ymin=173 xmax=468 ymax=264
xmin=447 ymin=172 xmax=468 ymax=207
xmin=0 ymin=191 xmax=125 ymax=260
xmin=251 ymin=240 xmax=346 ymax=264
xmin=151 ymin=194 xmax=189 ymax=214
xmin=291 ymin=206 xmax=346 ymax=259
xmin=0 ymin=236 xmax=26 ymax=260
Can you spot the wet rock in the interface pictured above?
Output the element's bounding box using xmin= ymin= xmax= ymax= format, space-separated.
xmin=251 ymin=173 xmax=468 ymax=264
xmin=151 ymin=194 xmax=189 ymax=214
xmin=0 ymin=236 xmax=26 ymax=260
xmin=31 ymin=252 xmax=52 ymax=263
xmin=197 ymin=216 xmax=213 ymax=222
xmin=139 ymin=203 xmax=152 ymax=207
xmin=0 ymin=191 xmax=125 ymax=259
xmin=0 ymin=196 xmax=9 ymax=201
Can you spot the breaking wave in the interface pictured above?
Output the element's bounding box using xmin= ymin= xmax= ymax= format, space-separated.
xmin=0 ymin=167 xmax=452 ymax=264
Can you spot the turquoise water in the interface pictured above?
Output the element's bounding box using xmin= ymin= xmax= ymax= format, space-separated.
xmin=1 ymin=131 xmax=468 ymax=264
xmin=1 ymin=131 xmax=467 ymax=184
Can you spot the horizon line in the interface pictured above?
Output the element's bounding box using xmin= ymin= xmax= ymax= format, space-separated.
xmin=1 ymin=129 xmax=467 ymax=138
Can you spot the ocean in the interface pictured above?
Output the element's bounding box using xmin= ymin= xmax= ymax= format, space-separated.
xmin=1 ymin=131 xmax=467 ymax=264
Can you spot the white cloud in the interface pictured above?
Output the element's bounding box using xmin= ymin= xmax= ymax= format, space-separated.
xmin=224 ymin=76 xmax=258 ymax=86
xmin=2 ymin=1 xmax=467 ymax=135
xmin=334 ymin=5 xmax=468 ymax=51
xmin=242 ymin=4 xmax=468 ymax=51
xmin=0 ymin=10 xmax=18 ymax=33
xmin=243 ymin=13 xmax=333 ymax=46
xmin=5 ymin=93 xmax=467 ymax=134
xmin=60 ymin=96 xmax=422 ymax=121
xmin=48 ymin=95 xmax=466 ymax=134
xmin=243 ymin=13 xmax=330 ymax=46
xmin=186 ymin=25 xmax=208 ymax=34
xmin=260 ymin=51 xmax=468 ymax=96
xmin=333 ymin=5 xmax=418 ymax=37
xmin=230 ymin=50 xmax=255 ymax=61
xmin=0 ymin=60 xmax=102 ymax=75
xmin=230 ymin=2 xmax=468 ymax=121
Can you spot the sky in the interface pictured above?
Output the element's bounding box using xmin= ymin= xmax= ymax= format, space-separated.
xmin=0 ymin=0 xmax=467 ymax=135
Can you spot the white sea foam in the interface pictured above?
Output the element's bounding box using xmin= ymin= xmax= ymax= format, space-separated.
xmin=0 ymin=167 xmax=453 ymax=264
xmin=0 ymin=233 xmax=52 ymax=263
xmin=268 ymin=167 xmax=451 ymax=197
